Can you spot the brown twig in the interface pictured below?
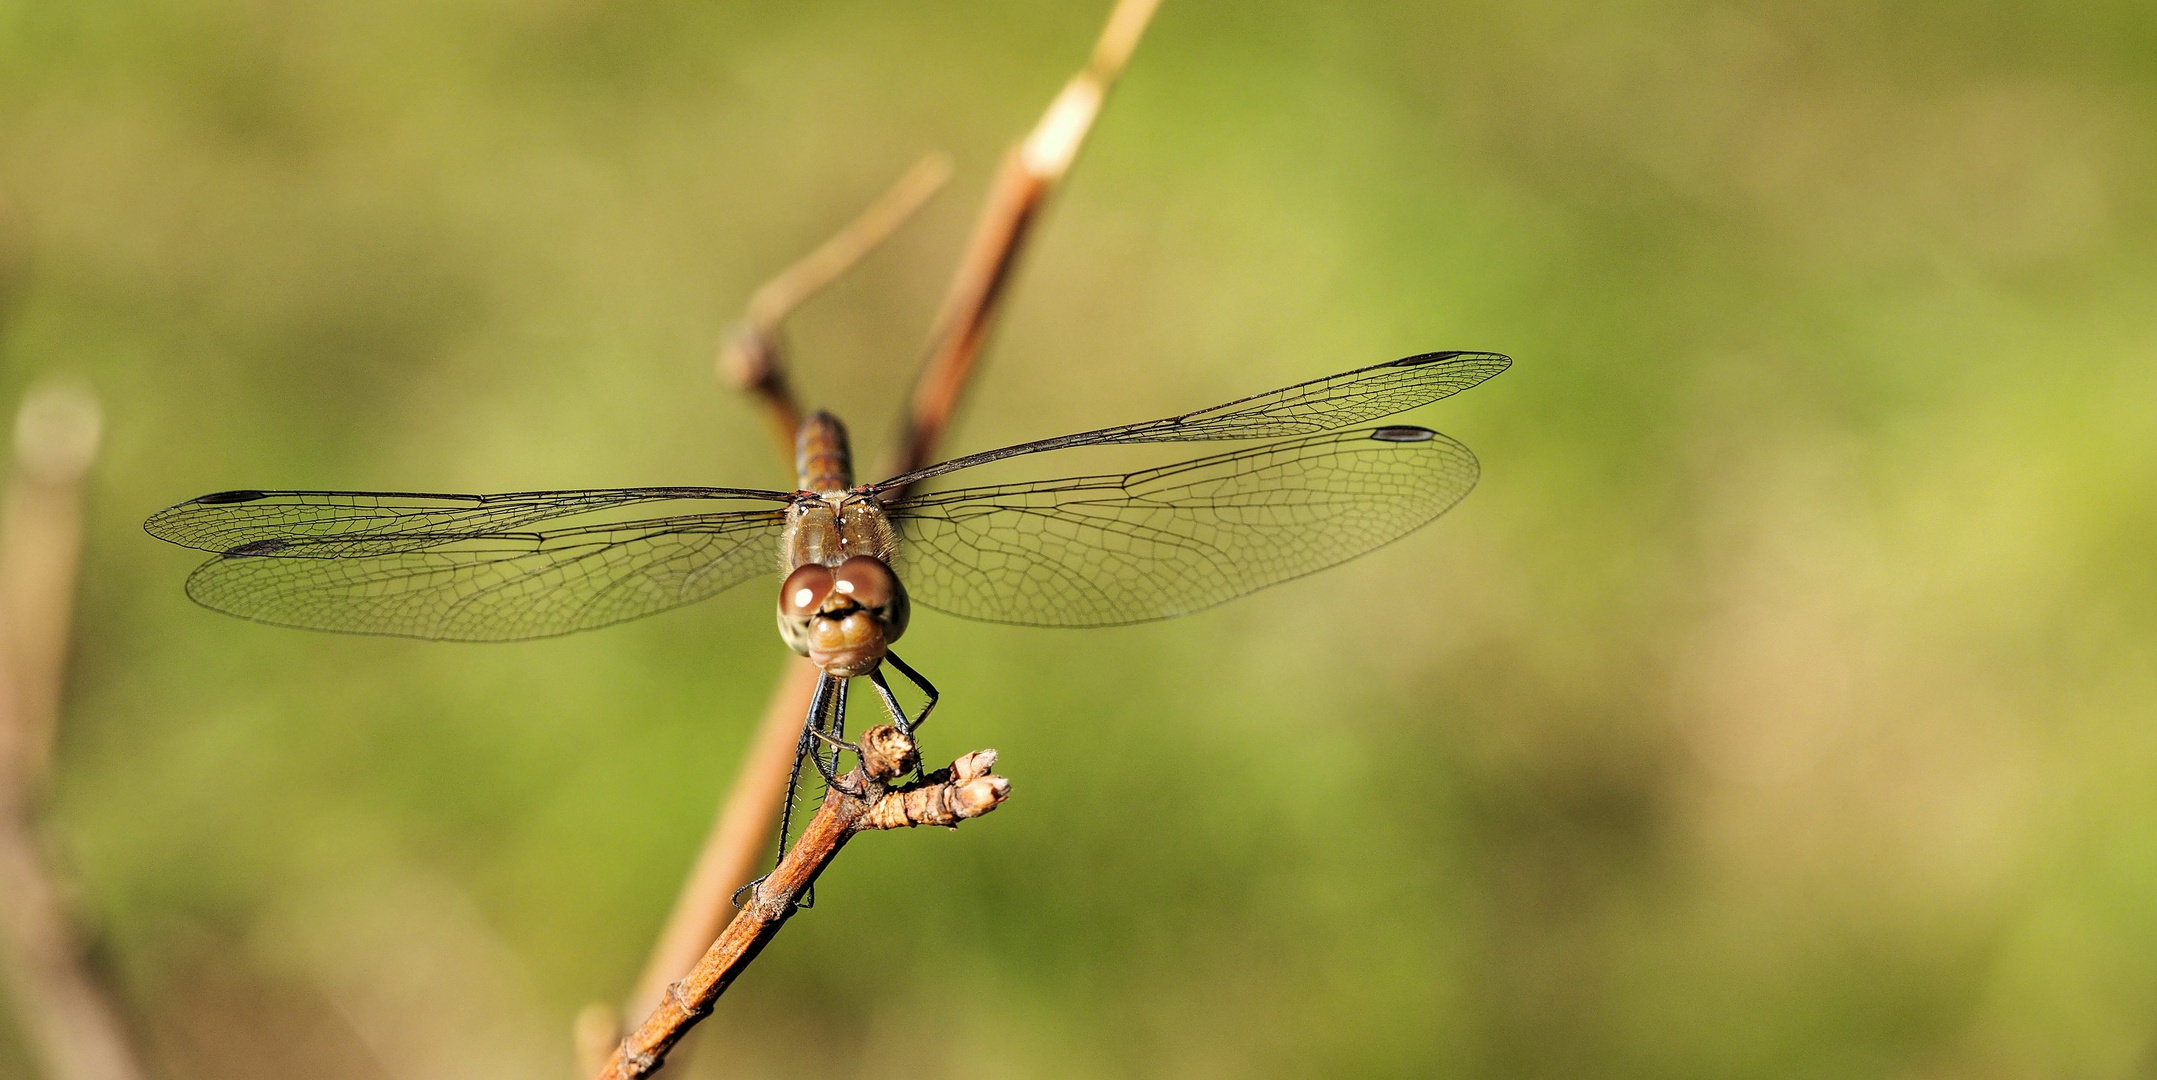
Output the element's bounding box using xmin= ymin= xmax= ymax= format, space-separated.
xmin=892 ymin=0 xmax=1161 ymax=480
xmin=596 ymin=2 xmax=1161 ymax=1070
xmin=573 ymin=160 xmax=957 ymax=1070
xmin=0 ymin=383 xmax=150 ymax=1080
xmin=620 ymin=656 xmax=820 ymax=1020
xmin=718 ymin=153 xmax=953 ymax=463
xmin=597 ymin=727 xmax=1009 ymax=1080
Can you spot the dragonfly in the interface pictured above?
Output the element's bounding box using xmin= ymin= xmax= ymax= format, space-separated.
xmin=146 ymin=350 xmax=1508 ymax=848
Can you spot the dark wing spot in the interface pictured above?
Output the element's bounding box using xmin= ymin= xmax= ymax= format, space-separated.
xmin=195 ymin=489 xmax=267 ymax=504
xmin=224 ymin=539 xmax=289 ymax=557
xmin=1369 ymin=426 xmax=1437 ymax=443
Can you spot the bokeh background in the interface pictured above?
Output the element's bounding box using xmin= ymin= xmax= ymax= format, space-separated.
xmin=4 ymin=1 xmax=2156 ymax=1077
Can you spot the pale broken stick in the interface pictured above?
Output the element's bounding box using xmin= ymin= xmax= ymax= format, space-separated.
xmin=595 ymin=726 xmax=1010 ymax=1080
xmin=718 ymin=152 xmax=953 ymax=462
xmin=0 ymin=384 xmax=150 ymax=1080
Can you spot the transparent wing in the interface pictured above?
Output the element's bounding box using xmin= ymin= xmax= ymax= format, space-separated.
xmin=145 ymin=488 xmax=795 ymax=641
xmin=886 ymin=427 xmax=1479 ymax=627
xmin=146 ymin=486 xmax=793 ymax=555
xmin=872 ymin=351 xmax=1508 ymax=492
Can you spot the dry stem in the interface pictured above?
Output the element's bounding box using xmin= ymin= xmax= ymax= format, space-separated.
xmin=589 ymin=160 xmax=955 ymax=1059
xmin=621 ymin=656 xmax=820 ymax=1020
xmin=601 ymin=1 xmax=1160 ymax=1069
xmin=0 ymin=384 xmax=149 ymax=1080
xmin=596 ymin=727 xmax=1008 ymax=1080
xmin=891 ymin=0 xmax=1160 ymax=481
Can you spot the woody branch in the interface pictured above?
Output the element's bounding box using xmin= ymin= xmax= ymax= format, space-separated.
xmin=579 ymin=156 xmax=959 ymax=1064
xmin=579 ymin=0 xmax=1162 ymax=1072
xmin=595 ymin=726 xmax=1009 ymax=1080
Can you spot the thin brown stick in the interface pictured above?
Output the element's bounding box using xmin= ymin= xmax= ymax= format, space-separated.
xmin=892 ymin=0 xmax=1161 ymax=480
xmin=575 ymin=159 xmax=956 ymax=1070
xmin=622 ymin=656 xmax=818 ymax=1018
xmin=597 ymin=727 xmax=1009 ymax=1080
xmin=719 ymin=154 xmax=953 ymax=462
xmin=0 ymin=384 xmax=150 ymax=1080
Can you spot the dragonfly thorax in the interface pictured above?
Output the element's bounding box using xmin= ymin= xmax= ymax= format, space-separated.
xmin=780 ymin=492 xmax=895 ymax=571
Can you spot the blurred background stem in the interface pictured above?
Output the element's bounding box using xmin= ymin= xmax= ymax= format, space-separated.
xmin=0 ymin=383 xmax=146 ymax=1080
xmin=9 ymin=1 xmax=2157 ymax=1076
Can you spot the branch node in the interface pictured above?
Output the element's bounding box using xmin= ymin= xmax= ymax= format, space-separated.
xmin=717 ymin=152 xmax=953 ymax=465
xmin=858 ymin=723 xmax=919 ymax=781
xmin=862 ymin=755 xmax=1012 ymax=831
xmin=717 ymin=321 xmax=785 ymax=398
xmin=618 ymin=1046 xmax=659 ymax=1079
xmin=952 ymin=748 xmax=999 ymax=781
xmin=662 ymin=977 xmax=711 ymax=1020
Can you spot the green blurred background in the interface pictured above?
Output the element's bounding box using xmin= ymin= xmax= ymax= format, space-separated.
xmin=4 ymin=0 xmax=2156 ymax=1077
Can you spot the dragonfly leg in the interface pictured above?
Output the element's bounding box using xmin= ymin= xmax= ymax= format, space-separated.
xmin=806 ymin=724 xmax=859 ymax=757
xmin=881 ymin=650 xmax=940 ymax=732
xmin=806 ymin=719 xmax=864 ymax=791
xmin=871 ymin=656 xmax=938 ymax=783
xmin=826 ymin=677 xmax=850 ymax=778
xmin=866 ymin=668 xmax=913 ymax=738
xmin=807 ymin=677 xmax=868 ymax=797
xmin=779 ymin=673 xmax=834 ymax=852
xmin=739 ymin=672 xmax=838 ymax=910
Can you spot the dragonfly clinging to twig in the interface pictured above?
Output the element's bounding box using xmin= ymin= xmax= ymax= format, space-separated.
xmin=146 ymin=351 xmax=1509 ymax=850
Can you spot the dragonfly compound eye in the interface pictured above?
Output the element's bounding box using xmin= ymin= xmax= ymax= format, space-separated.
xmin=832 ymin=555 xmax=897 ymax=610
xmin=778 ymin=563 xmax=835 ymax=618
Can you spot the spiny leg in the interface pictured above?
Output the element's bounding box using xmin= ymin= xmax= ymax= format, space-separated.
xmin=825 ymin=677 xmax=850 ymax=782
xmin=797 ymin=677 xmax=869 ymax=908
xmin=880 ymin=651 xmax=939 ymax=732
xmin=779 ymin=673 xmax=834 ymax=858
xmin=872 ymin=652 xmax=940 ymax=782
xmin=805 ymin=677 xmax=866 ymax=797
xmin=884 ymin=651 xmax=939 ymax=732
xmin=867 ymin=669 xmax=913 ymax=738
xmin=737 ymin=672 xmax=835 ymax=909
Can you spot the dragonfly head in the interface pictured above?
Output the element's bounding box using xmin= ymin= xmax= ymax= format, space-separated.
xmin=776 ymin=555 xmax=910 ymax=677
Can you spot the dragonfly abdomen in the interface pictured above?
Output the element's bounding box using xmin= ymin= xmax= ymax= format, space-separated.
xmin=795 ymin=411 xmax=854 ymax=493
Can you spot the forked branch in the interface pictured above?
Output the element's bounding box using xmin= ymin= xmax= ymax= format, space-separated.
xmin=595 ymin=1 xmax=1162 ymax=1071
xmin=596 ymin=726 xmax=1009 ymax=1080
xmin=584 ymin=158 xmax=958 ymax=1063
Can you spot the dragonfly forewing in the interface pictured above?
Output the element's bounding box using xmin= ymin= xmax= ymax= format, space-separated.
xmin=148 ymin=488 xmax=797 ymax=641
xmin=870 ymin=350 xmax=1508 ymax=493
